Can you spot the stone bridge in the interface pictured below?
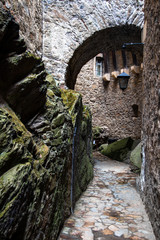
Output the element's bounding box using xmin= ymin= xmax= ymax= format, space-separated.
xmin=42 ymin=0 xmax=144 ymax=88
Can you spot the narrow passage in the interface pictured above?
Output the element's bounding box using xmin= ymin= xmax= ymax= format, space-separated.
xmin=58 ymin=152 xmax=155 ymax=240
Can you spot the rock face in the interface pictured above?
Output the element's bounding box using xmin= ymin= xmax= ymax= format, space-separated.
xmin=130 ymin=142 xmax=142 ymax=169
xmin=61 ymin=89 xmax=93 ymax=207
xmin=100 ymin=137 xmax=133 ymax=161
xmin=0 ymin=6 xmax=93 ymax=240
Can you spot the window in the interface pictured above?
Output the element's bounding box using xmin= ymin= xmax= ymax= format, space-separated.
xmin=132 ymin=104 xmax=139 ymax=117
xmin=95 ymin=57 xmax=103 ymax=77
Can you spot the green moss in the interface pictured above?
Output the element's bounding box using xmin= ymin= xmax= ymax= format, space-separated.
xmin=52 ymin=113 xmax=65 ymax=128
xmin=61 ymin=89 xmax=79 ymax=112
xmin=8 ymin=51 xmax=39 ymax=66
xmin=83 ymin=105 xmax=91 ymax=120
xmin=0 ymin=195 xmax=17 ymax=218
xmin=0 ymin=163 xmax=32 ymax=218
xmin=0 ymin=104 xmax=46 ymax=175
xmin=61 ymin=89 xmax=82 ymax=124
xmin=26 ymin=51 xmax=40 ymax=60
xmin=45 ymin=74 xmax=56 ymax=87
xmin=47 ymin=88 xmax=55 ymax=98
xmin=52 ymin=138 xmax=62 ymax=146
xmin=52 ymin=128 xmax=62 ymax=139
xmin=0 ymin=163 xmax=29 ymax=186
xmin=36 ymin=142 xmax=49 ymax=164
xmin=46 ymin=74 xmax=61 ymax=97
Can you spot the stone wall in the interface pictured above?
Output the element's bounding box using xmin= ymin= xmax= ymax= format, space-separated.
xmin=140 ymin=1 xmax=160 ymax=239
xmin=75 ymin=50 xmax=143 ymax=139
xmin=2 ymin=0 xmax=144 ymax=87
xmin=2 ymin=0 xmax=43 ymax=55
xmin=43 ymin=0 xmax=144 ymax=86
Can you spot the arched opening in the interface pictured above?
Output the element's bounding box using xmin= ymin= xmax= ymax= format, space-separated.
xmin=66 ymin=25 xmax=143 ymax=143
xmin=65 ymin=25 xmax=143 ymax=90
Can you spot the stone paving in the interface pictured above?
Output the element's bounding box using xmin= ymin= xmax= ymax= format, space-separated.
xmin=58 ymin=152 xmax=156 ymax=240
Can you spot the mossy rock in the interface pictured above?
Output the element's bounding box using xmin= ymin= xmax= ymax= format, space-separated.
xmin=100 ymin=137 xmax=133 ymax=161
xmin=61 ymin=89 xmax=82 ymax=125
xmin=0 ymin=51 xmax=41 ymax=92
xmin=0 ymin=6 xmax=93 ymax=238
xmin=46 ymin=74 xmax=61 ymax=97
xmin=0 ymin=103 xmax=49 ymax=175
xmin=6 ymin=71 xmax=47 ymax=122
xmin=130 ymin=142 xmax=142 ymax=169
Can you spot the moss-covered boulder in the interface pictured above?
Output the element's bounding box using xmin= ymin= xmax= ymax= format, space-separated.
xmin=100 ymin=137 xmax=133 ymax=161
xmin=130 ymin=142 xmax=142 ymax=169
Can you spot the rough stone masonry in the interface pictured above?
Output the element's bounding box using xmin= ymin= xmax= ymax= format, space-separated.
xmin=140 ymin=0 xmax=160 ymax=239
xmin=3 ymin=0 xmax=144 ymax=87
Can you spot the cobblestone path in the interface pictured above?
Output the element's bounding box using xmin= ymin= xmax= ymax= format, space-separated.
xmin=58 ymin=152 xmax=155 ymax=240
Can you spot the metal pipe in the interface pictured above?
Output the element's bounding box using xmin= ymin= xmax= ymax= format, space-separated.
xmin=122 ymin=43 xmax=144 ymax=49
xmin=71 ymin=126 xmax=77 ymax=214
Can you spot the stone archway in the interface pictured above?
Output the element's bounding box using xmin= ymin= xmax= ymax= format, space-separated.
xmin=42 ymin=0 xmax=144 ymax=85
xmin=67 ymin=24 xmax=143 ymax=144
xmin=65 ymin=25 xmax=143 ymax=89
